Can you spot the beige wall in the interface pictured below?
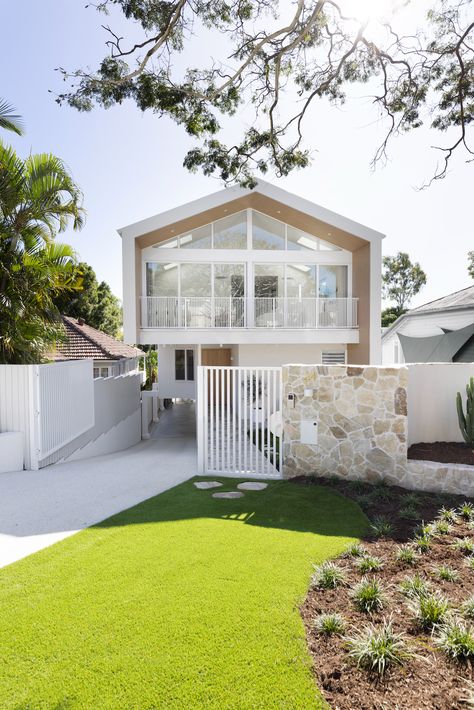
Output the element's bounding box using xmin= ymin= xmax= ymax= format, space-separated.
xmin=347 ymin=243 xmax=370 ymax=365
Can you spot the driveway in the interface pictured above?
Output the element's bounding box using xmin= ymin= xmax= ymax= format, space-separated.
xmin=0 ymin=401 xmax=197 ymax=568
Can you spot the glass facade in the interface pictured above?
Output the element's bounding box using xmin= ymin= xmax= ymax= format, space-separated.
xmin=151 ymin=210 xmax=342 ymax=252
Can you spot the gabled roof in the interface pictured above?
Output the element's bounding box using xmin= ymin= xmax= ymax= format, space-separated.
xmin=118 ymin=179 xmax=385 ymax=246
xmin=399 ymin=322 xmax=474 ymax=363
xmin=49 ymin=317 xmax=143 ymax=362
xmin=382 ymin=285 xmax=474 ymax=341
xmin=409 ymin=285 xmax=474 ymax=313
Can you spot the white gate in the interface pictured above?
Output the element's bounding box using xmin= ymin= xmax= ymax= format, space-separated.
xmin=197 ymin=366 xmax=282 ymax=478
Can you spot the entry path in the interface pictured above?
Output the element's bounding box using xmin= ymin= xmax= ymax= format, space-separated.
xmin=0 ymin=402 xmax=197 ymax=568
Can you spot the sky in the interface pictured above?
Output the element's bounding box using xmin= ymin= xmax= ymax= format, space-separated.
xmin=0 ymin=0 xmax=472 ymax=308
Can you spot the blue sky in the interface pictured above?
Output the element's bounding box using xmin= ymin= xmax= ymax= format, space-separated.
xmin=1 ymin=1 xmax=472 ymax=306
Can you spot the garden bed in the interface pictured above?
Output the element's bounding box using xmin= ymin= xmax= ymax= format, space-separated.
xmin=408 ymin=441 xmax=474 ymax=466
xmin=293 ymin=476 xmax=474 ymax=708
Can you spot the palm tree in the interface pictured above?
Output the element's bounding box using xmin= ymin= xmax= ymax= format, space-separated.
xmin=0 ymin=99 xmax=24 ymax=135
xmin=0 ymin=141 xmax=85 ymax=363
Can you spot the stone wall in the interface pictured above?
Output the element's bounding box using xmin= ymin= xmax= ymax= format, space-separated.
xmin=281 ymin=364 xmax=474 ymax=496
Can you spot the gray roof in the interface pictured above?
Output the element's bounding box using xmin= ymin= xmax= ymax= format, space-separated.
xmin=398 ymin=322 xmax=474 ymax=363
xmin=382 ymin=285 xmax=474 ymax=341
xmin=410 ymin=285 xmax=474 ymax=313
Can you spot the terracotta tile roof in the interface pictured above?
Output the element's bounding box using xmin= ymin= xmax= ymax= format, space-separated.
xmin=49 ymin=317 xmax=144 ymax=362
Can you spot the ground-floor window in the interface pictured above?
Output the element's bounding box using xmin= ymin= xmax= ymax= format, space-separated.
xmin=175 ymin=349 xmax=194 ymax=381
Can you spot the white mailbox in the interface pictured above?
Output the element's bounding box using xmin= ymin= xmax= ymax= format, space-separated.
xmin=301 ymin=420 xmax=318 ymax=445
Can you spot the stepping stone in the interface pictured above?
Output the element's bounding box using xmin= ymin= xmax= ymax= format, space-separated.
xmin=237 ymin=482 xmax=268 ymax=491
xmin=212 ymin=491 xmax=245 ymax=499
xmin=194 ymin=481 xmax=223 ymax=490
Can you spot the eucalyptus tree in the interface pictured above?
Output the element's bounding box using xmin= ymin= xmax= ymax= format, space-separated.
xmin=0 ymin=142 xmax=85 ymax=363
xmin=57 ymin=0 xmax=473 ymax=186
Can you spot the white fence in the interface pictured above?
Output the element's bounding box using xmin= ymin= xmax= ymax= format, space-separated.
xmin=407 ymin=363 xmax=474 ymax=446
xmin=0 ymin=361 xmax=141 ymax=470
xmin=197 ymin=366 xmax=281 ymax=477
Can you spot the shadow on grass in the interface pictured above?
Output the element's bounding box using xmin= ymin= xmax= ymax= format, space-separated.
xmin=93 ymin=477 xmax=369 ymax=540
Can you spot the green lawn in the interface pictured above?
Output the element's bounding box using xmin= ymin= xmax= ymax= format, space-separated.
xmin=0 ymin=478 xmax=367 ymax=709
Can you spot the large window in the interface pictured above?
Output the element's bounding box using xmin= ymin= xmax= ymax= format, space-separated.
xmin=175 ymin=349 xmax=194 ymax=381
xmin=180 ymin=263 xmax=212 ymax=297
xmin=319 ymin=265 xmax=347 ymax=298
xmin=150 ymin=209 xmax=344 ymax=252
xmin=146 ymin=263 xmax=178 ymax=296
xmin=213 ymin=212 xmax=247 ymax=249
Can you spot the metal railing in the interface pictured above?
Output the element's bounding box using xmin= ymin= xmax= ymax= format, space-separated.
xmin=141 ymin=296 xmax=358 ymax=329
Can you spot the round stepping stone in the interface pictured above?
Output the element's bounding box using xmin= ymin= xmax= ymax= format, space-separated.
xmin=237 ymin=482 xmax=268 ymax=491
xmin=194 ymin=481 xmax=223 ymax=490
xmin=212 ymin=491 xmax=245 ymax=499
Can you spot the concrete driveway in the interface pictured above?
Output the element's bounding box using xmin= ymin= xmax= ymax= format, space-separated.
xmin=0 ymin=402 xmax=197 ymax=568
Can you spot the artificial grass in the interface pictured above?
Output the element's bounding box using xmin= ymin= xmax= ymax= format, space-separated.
xmin=0 ymin=478 xmax=367 ymax=709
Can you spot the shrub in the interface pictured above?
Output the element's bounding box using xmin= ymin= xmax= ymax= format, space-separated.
xmin=372 ymin=482 xmax=393 ymax=502
xmin=435 ymin=619 xmax=474 ymax=660
xmin=435 ymin=565 xmax=459 ymax=583
xmin=465 ymin=557 xmax=474 ymax=571
xmin=347 ymin=480 xmax=369 ymax=495
xmin=351 ymin=578 xmax=386 ymax=613
xmin=370 ymin=516 xmax=394 ymax=538
xmin=439 ymin=507 xmax=458 ymax=523
xmin=414 ymin=535 xmax=431 ymax=553
xmin=314 ymin=612 xmax=346 ymax=636
xmin=410 ymin=591 xmax=449 ymax=629
xmin=432 ymin=519 xmax=452 ymax=536
xmin=356 ymin=555 xmax=384 ymax=574
xmin=346 ymin=619 xmax=413 ymax=676
xmin=414 ymin=521 xmax=433 ymax=538
xmin=461 ymin=596 xmax=474 ymax=620
xmin=453 ymin=538 xmax=474 ymax=556
xmin=456 ymin=376 xmax=474 ymax=447
xmin=400 ymin=492 xmax=421 ymax=507
xmin=356 ymin=493 xmax=374 ymax=509
xmin=399 ymin=505 xmax=419 ymax=521
xmin=395 ymin=546 xmax=417 ymax=566
xmin=459 ymin=502 xmax=474 ymax=521
xmin=344 ymin=542 xmax=366 ymax=558
xmin=311 ymin=562 xmax=346 ymax=589
xmin=399 ymin=574 xmax=430 ymax=599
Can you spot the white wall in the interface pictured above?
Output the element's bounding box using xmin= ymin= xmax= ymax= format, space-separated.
xmin=40 ymin=372 xmax=141 ymax=466
xmin=382 ymin=309 xmax=474 ymax=364
xmin=66 ymin=409 xmax=141 ymax=462
xmin=0 ymin=365 xmax=35 ymax=469
xmin=156 ymin=346 xmax=197 ymax=399
xmin=408 ymin=363 xmax=474 ymax=445
xmin=234 ymin=343 xmax=345 ymax=367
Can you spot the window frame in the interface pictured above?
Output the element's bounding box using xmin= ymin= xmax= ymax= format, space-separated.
xmin=175 ymin=349 xmax=195 ymax=382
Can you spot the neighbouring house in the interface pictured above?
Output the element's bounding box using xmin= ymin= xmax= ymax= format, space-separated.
xmin=48 ymin=316 xmax=144 ymax=378
xmin=119 ymin=180 xmax=383 ymax=402
xmin=382 ymin=285 xmax=474 ymax=364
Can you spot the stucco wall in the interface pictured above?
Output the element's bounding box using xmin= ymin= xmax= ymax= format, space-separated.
xmin=156 ymin=346 xmax=197 ymax=399
xmin=281 ymin=364 xmax=474 ymax=497
xmin=408 ymin=363 xmax=474 ymax=445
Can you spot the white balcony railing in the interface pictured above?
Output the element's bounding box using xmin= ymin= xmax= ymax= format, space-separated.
xmin=141 ymin=296 xmax=358 ymax=329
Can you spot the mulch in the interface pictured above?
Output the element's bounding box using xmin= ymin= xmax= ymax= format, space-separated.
xmin=291 ymin=476 xmax=474 ymax=709
xmin=409 ymin=441 xmax=474 ymax=466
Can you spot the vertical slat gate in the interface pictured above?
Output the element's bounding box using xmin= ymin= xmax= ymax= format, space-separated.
xmin=197 ymin=365 xmax=282 ymax=478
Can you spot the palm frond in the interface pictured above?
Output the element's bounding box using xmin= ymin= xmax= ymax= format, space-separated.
xmin=0 ymin=99 xmax=24 ymax=136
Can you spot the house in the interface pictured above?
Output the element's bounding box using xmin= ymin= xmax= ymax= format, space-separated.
xmin=49 ymin=316 xmax=144 ymax=378
xmin=382 ymin=285 xmax=474 ymax=364
xmin=119 ymin=180 xmax=383 ymax=401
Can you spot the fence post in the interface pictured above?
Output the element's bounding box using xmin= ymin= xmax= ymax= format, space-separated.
xmin=27 ymin=364 xmax=40 ymax=470
xmin=196 ymin=366 xmax=205 ymax=473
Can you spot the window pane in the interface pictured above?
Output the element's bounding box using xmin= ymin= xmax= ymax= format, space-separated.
xmin=318 ymin=265 xmax=348 ymax=298
xmin=286 ymin=264 xmax=317 ymax=297
xmin=213 ymin=264 xmax=245 ymax=297
xmin=179 ymin=224 xmax=212 ymax=249
xmin=154 ymin=236 xmax=179 ymax=249
xmin=146 ymin=263 xmax=178 ymax=296
xmin=252 ymin=211 xmax=286 ymax=250
xmin=186 ymin=350 xmax=194 ymax=381
xmin=286 ymin=226 xmax=319 ymax=251
xmin=213 ymin=211 xmax=247 ymax=249
xmin=175 ymin=350 xmax=185 ymax=380
xmin=254 ymin=264 xmax=285 ymax=298
xmin=180 ymin=263 xmax=212 ymax=296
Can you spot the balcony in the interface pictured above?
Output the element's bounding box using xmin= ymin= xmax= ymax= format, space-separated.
xmin=140 ymin=297 xmax=358 ymax=329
